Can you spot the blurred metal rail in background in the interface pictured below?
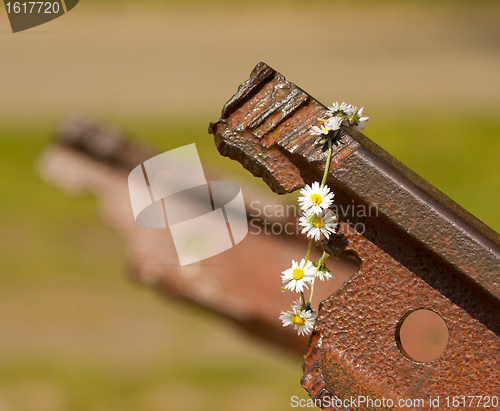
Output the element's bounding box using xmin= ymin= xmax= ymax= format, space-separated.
xmin=39 ymin=115 xmax=359 ymax=357
xmin=209 ymin=63 xmax=500 ymax=410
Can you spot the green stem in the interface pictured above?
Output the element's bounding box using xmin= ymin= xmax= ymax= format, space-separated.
xmin=321 ymin=139 xmax=333 ymax=186
xmin=308 ymin=278 xmax=316 ymax=306
xmin=300 ymin=291 xmax=306 ymax=308
xmin=304 ymin=240 xmax=313 ymax=264
xmin=309 ymin=251 xmax=330 ymax=305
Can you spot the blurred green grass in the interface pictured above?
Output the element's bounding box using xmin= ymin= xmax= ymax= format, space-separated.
xmin=0 ymin=110 xmax=499 ymax=410
xmin=0 ymin=117 xmax=313 ymax=411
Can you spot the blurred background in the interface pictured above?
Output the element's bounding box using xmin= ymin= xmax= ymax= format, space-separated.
xmin=0 ymin=0 xmax=499 ymax=410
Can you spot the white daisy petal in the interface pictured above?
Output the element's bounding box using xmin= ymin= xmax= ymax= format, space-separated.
xmin=310 ymin=125 xmax=329 ymax=136
xmin=357 ymin=116 xmax=369 ymax=130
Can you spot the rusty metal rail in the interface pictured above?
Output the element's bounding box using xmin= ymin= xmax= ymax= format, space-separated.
xmin=209 ymin=62 xmax=500 ymax=410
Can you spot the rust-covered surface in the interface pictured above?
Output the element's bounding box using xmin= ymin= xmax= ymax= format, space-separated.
xmin=209 ymin=62 xmax=500 ymax=410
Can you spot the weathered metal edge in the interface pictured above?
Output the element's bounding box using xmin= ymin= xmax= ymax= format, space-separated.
xmin=209 ymin=62 xmax=500 ymax=304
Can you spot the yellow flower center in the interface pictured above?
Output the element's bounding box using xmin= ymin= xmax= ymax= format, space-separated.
xmin=292 ymin=268 xmax=304 ymax=280
xmin=312 ymin=216 xmax=325 ymax=228
xmin=310 ymin=193 xmax=322 ymax=205
xmin=291 ymin=315 xmax=304 ymax=326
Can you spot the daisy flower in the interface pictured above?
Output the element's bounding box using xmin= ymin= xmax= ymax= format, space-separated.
xmin=280 ymin=306 xmax=316 ymax=336
xmin=326 ymin=101 xmax=355 ymax=118
xmin=312 ymin=260 xmax=335 ymax=281
xmin=350 ymin=106 xmax=369 ymax=130
xmin=298 ymin=181 xmax=335 ymax=215
xmin=311 ymin=115 xmax=342 ymax=144
xmin=325 ymin=102 xmax=369 ymax=130
xmin=281 ymin=259 xmax=316 ymax=293
xmin=299 ymin=211 xmax=338 ymax=241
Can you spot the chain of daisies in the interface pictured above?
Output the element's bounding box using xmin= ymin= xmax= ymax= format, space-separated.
xmin=279 ymin=102 xmax=369 ymax=336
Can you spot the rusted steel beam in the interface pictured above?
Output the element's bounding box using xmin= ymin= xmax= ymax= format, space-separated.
xmin=209 ymin=62 xmax=500 ymax=410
